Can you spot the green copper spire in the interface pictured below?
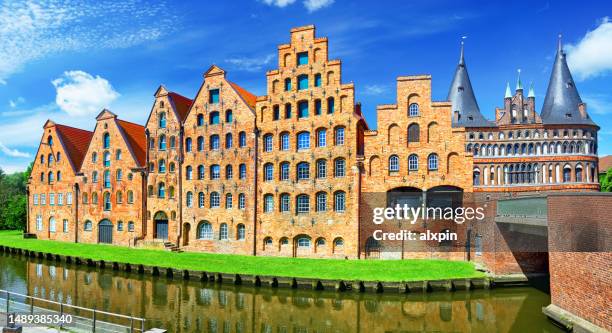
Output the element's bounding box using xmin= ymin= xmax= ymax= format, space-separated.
xmin=516 ymin=69 xmax=523 ymax=91
xmin=528 ymin=81 xmax=535 ymax=98
xmin=505 ymin=82 xmax=512 ymax=98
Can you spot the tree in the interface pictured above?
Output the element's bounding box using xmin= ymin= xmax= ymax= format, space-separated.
xmin=0 ymin=163 xmax=32 ymax=230
xmin=600 ymin=168 xmax=612 ymax=192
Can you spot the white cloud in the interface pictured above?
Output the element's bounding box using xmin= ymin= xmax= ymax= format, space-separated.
xmin=8 ymin=97 xmax=25 ymax=108
xmin=363 ymin=84 xmax=388 ymax=95
xmin=226 ymin=54 xmax=275 ymax=72
xmin=582 ymin=94 xmax=611 ymax=115
xmin=0 ymin=1 xmax=177 ymax=83
xmin=0 ymin=142 xmax=31 ymax=158
xmin=304 ymin=0 xmax=334 ymax=12
xmin=566 ymin=17 xmax=612 ymax=81
xmin=52 ymin=71 xmax=120 ymax=117
xmin=261 ymin=0 xmax=297 ymax=7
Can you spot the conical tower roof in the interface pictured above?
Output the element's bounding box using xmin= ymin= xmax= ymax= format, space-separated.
xmin=540 ymin=36 xmax=596 ymax=126
xmin=448 ymin=41 xmax=495 ymax=127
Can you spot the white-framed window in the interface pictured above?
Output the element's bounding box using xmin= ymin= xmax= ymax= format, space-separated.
xmin=33 ymin=194 xmax=39 ymax=205
xmin=389 ymin=155 xmax=399 ymax=172
xmin=280 ymin=162 xmax=290 ymax=181
xmin=334 ymin=159 xmax=345 ymax=177
xmin=225 ymin=194 xmax=233 ymax=209
xmin=63 ymin=219 xmax=69 ymax=233
xmin=317 ymin=129 xmax=326 ymax=147
xmin=49 ymin=193 xmax=55 ymax=206
xmin=335 ymin=127 xmax=345 ymax=145
xmin=264 ymin=163 xmax=273 ymax=181
xmin=280 ymin=133 xmax=289 ymax=151
xmin=297 ymin=162 xmax=310 ymax=180
xmin=66 ymin=192 xmax=72 ymax=205
xmin=36 ymin=215 xmax=43 ymax=231
xmin=219 ymin=223 xmax=228 ymax=240
xmin=297 ymin=132 xmax=310 ymax=150
xmin=198 ymin=222 xmax=213 ymax=240
xmin=428 ymin=153 xmax=438 ymax=171
xmin=238 ymin=193 xmax=245 ymax=209
xmin=198 ymin=192 xmax=205 ymax=208
xmin=57 ymin=193 xmax=64 ymax=206
xmin=317 ymin=159 xmax=327 ymax=178
xmin=49 ymin=217 xmax=56 ymax=233
xmin=264 ymin=134 xmax=273 ymax=152
xmin=409 ymin=103 xmax=419 ymax=116
xmin=297 ymin=237 xmax=311 ymax=248
xmin=186 ymin=192 xmax=193 ymax=208
xmin=334 ymin=191 xmax=346 ymax=212
xmin=237 ymin=224 xmax=245 ymax=240
xmin=280 ymin=193 xmax=290 ymax=212
xmin=264 ymin=194 xmax=274 ymax=213
xmin=296 ymin=194 xmax=309 ymax=214
xmin=316 ymin=192 xmax=327 ymax=212
xmin=41 ymin=194 xmax=46 ymax=205
xmin=210 ymin=192 xmax=220 ymax=208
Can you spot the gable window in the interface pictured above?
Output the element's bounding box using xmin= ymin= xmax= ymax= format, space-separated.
xmin=159 ymin=135 xmax=166 ymax=150
xmin=239 ymin=131 xmax=247 ymax=147
xmin=298 ymin=101 xmax=308 ymax=118
xmin=47 ymin=136 xmax=53 ymax=146
xmin=104 ymin=152 xmax=111 ymax=167
xmin=297 ymin=75 xmax=308 ymax=90
xmin=197 ymin=136 xmax=204 ymax=151
xmin=284 ymin=78 xmax=292 ymax=91
xmin=225 ymin=110 xmax=233 ymax=123
xmin=314 ymin=74 xmax=322 ymax=87
xmin=297 ymin=52 xmax=308 ymax=66
xmin=197 ymin=114 xmax=204 ymax=126
xmin=409 ymin=103 xmax=419 ymax=117
xmin=103 ymin=170 xmax=111 ymax=188
xmin=209 ymin=111 xmax=220 ymax=125
xmin=158 ymin=182 xmax=165 ymax=198
xmin=159 ymin=112 xmax=166 ymax=128
xmin=209 ymin=89 xmax=219 ymax=104
xmin=115 ymin=149 xmax=122 ymax=160
xmin=92 ymin=152 xmax=97 ymax=163
xmin=103 ymin=133 xmax=110 ymax=149
xmin=116 ymin=168 xmax=123 ymax=180
xmin=225 ymin=133 xmax=233 ymax=149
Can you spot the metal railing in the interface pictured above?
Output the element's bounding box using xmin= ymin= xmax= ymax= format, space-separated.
xmin=1 ymin=289 xmax=146 ymax=332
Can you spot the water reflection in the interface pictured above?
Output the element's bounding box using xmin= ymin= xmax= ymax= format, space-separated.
xmin=0 ymin=253 xmax=561 ymax=333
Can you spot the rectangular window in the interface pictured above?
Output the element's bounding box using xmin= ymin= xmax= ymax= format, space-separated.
xmin=33 ymin=194 xmax=39 ymax=205
xmin=314 ymin=74 xmax=321 ymax=87
xmin=297 ymin=133 xmax=310 ymax=150
xmin=41 ymin=194 xmax=46 ymax=205
xmin=211 ymin=166 xmax=220 ymax=180
xmin=317 ymin=161 xmax=327 ymax=178
xmin=49 ymin=193 xmax=55 ymax=206
xmin=315 ymin=99 xmax=322 ymax=115
xmin=318 ymin=130 xmax=326 ymax=147
xmin=239 ymin=195 xmax=245 ymax=209
xmin=57 ymin=193 xmax=63 ymax=206
xmin=284 ymin=79 xmax=291 ymax=91
xmin=280 ymin=195 xmax=290 ymax=212
xmin=297 ymin=52 xmax=308 ymax=65
xmin=297 ymin=75 xmax=308 ymax=90
xmin=281 ymin=135 xmax=289 ymax=151
xmin=63 ymin=219 xmax=69 ymax=233
xmin=66 ymin=192 xmax=73 ymax=205
xmin=36 ymin=215 xmax=43 ymax=231
xmin=209 ymin=89 xmax=219 ymax=104
xmin=335 ymin=128 xmax=345 ymax=145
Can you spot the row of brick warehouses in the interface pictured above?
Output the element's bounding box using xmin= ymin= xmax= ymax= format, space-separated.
xmin=27 ymin=25 xmax=600 ymax=259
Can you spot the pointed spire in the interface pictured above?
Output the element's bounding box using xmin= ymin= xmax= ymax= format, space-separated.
xmin=528 ymin=81 xmax=535 ymax=98
xmin=516 ymin=69 xmax=523 ymax=91
xmin=505 ymin=82 xmax=512 ymax=98
xmin=448 ymin=38 xmax=494 ymax=128
xmin=541 ymin=35 xmax=595 ymax=125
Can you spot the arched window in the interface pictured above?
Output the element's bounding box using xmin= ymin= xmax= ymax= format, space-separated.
xmin=82 ymin=193 xmax=88 ymax=204
xmin=317 ymin=128 xmax=327 ymax=147
xmin=225 ymin=193 xmax=233 ymax=208
xmin=158 ymin=182 xmax=165 ymax=198
xmin=84 ymin=220 xmax=93 ymax=231
xmin=209 ymin=111 xmax=220 ymax=125
xmin=47 ymin=136 xmax=53 ymax=146
xmin=264 ymin=194 xmax=274 ymax=212
xmin=219 ymin=223 xmax=228 ymax=240
xmin=103 ymin=170 xmax=111 ymax=188
xmin=48 ymin=171 xmax=54 ymax=184
xmin=280 ymin=193 xmax=290 ymax=212
xmin=316 ymin=192 xmax=327 ymax=212
xmin=334 ymin=158 xmax=345 ymax=177
xmin=316 ymin=159 xmax=327 ymax=178
xmin=210 ymin=192 xmax=220 ymax=208
xmin=280 ymin=162 xmax=290 ymax=181
xmin=334 ymin=191 xmax=346 ymax=212
xmin=196 ymin=165 xmax=204 ymax=179
xmin=197 ymin=114 xmax=204 ymax=126
xmin=408 ymin=154 xmax=419 ymax=171
xmin=408 ymin=103 xmax=419 ymax=117
xmin=225 ymin=110 xmax=233 ymax=123
xmin=210 ymin=165 xmax=220 ymax=179
xmin=264 ymin=163 xmax=273 ymax=181
xmin=56 ymin=171 xmax=61 ymax=181
xmin=297 ymin=162 xmax=310 ymax=180
xmin=156 ymin=159 xmax=165 ymax=173
xmin=210 ymin=135 xmax=220 ymax=150
xmin=473 ymin=168 xmax=481 ymax=186
xmin=297 ymin=132 xmax=310 ymax=150
xmin=428 ymin=153 xmax=438 ymax=171
xmin=296 ymin=194 xmax=309 ymax=214
xmin=284 ymin=103 xmax=292 ymax=118
xmin=56 ymin=152 xmax=61 ymax=162
xmin=280 ymin=132 xmax=290 ymax=150
xmin=103 ymin=192 xmax=111 ymax=211
xmin=196 ymin=136 xmax=204 ymax=151
xmin=335 ymin=127 xmax=345 ymax=145
xmin=237 ymin=224 xmax=245 ymax=240
xmin=115 ymin=149 xmax=121 ymax=160
xmin=186 ymin=191 xmax=193 ymax=207
xmin=103 ymin=151 xmax=111 ymax=167
xmin=225 ymin=133 xmax=233 ymax=149
xmin=284 ymin=78 xmax=292 ymax=91
xmin=327 ymin=97 xmax=335 ymax=114
xmin=115 ymin=169 xmax=123 ymax=181
xmin=226 ymin=165 xmax=233 ymax=179
xmin=127 ymin=191 xmax=134 ymax=204
xmin=408 ymin=123 xmax=420 ymax=143
xmin=239 ymin=164 xmax=247 ymax=179
xmin=103 ymin=133 xmax=110 ymax=149
xmin=92 ymin=192 xmax=98 ymax=204
xmin=298 ymin=100 xmax=308 ymax=119
xmin=263 ymin=134 xmax=273 ymax=152
xmin=197 ymin=222 xmax=213 ymax=240
xmin=238 ymin=193 xmax=246 ymax=209
xmin=297 ymin=237 xmax=311 ymax=248
xmin=185 ymin=166 xmax=193 ymax=180
xmin=576 ymin=165 xmax=583 ymax=182
xmin=239 ymin=131 xmax=246 ymax=147
xmin=389 ymin=155 xmax=399 ymax=172
xmin=116 ymin=191 xmax=123 ymax=203
xmin=159 ymin=112 xmax=166 ymax=128
xmin=563 ymin=165 xmax=571 ymax=182
xmin=185 ymin=137 xmax=192 ymax=152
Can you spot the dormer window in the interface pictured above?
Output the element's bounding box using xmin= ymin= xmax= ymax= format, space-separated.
xmin=566 ymin=81 xmax=574 ymax=88
xmin=565 ymin=113 xmax=572 ymax=118
xmin=468 ymin=116 xmax=473 ymax=121
xmin=457 ymin=86 xmax=464 ymax=92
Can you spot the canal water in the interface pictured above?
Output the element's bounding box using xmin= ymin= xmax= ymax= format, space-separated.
xmin=0 ymin=253 xmax=563 ymax=333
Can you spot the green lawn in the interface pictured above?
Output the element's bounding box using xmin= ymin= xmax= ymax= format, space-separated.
xmin=0 ymin=230 xmax=483 ymax=282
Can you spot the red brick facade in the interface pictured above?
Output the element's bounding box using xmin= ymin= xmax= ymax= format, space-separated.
xmin=27 ymin=25 xmax=601 ymax=261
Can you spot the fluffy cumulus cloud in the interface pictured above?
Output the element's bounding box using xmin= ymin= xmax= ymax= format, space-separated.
xmin=566 ymin=17 xmax=612 ymax=81
xmin=0 ymin=142 xmax=31 ymax=158
xmin=303 ymin=0 xmax=334 ymax=12
xmin=0 ymin=1 xmax=177 ymax=83
xmin=52 ymin=71 xmax=120 ymax=117
xmin=226 ymin=54 xmax=276 ymax=72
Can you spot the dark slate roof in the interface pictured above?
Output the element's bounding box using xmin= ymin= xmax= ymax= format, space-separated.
xmin=540 ymin=39 xmax=596 ymax=126
xmin=448 ymin=43 xmax=495 ymax=128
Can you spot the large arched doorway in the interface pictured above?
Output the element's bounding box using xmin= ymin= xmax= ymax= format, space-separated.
xmin=153 ymin=211 xmax=169 ymax=240
xmin=98 ymin=219 xmax=113 ymax=244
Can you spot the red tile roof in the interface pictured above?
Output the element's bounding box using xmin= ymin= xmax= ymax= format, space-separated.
xmin=168 ymin=92 xmax=193 ymax=122
xmin=599 ymin=155 xmax=612 ymax=172
xmin=229 ymin=82 xmax=257 ymax=109
xmin=55 ymin=124 xmax=93 ymax=171
xmin=117 ymin=120 xmax=147 ymax=167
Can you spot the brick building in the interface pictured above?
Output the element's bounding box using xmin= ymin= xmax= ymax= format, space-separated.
xmin=26 ymin=25 xmax=600 ymax=259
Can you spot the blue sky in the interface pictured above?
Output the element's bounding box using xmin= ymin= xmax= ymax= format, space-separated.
xmin=1 ymin=0 xmax=611 ymax=173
